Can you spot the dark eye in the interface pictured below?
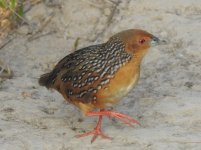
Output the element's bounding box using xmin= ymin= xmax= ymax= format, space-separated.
xmin=139 ymin=39 xmax=146 ymax=44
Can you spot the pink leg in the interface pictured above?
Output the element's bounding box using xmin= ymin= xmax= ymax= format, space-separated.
xmin=76 ymin=112 xmax=111 ymax=143
xmin=76 ymin=109 xmax=140 ymax=143
xmin=86 ymin=110 xmax=140 ymax=127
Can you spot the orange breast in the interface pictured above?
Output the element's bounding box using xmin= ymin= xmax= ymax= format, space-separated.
xmin=95 ymin=58 xmax=140 ymax=108
xmin=59 ymin=57 xmax=141 ymax=114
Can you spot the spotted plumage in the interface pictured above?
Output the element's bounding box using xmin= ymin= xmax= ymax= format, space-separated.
xmin=39 ymin=36 xmax=132 ymax=106
xmin=39 ymin=29 xmax=163 ymax=143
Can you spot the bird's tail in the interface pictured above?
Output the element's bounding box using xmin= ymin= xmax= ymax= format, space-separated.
xmin=38 ymin=72 xmax=53 ymax=88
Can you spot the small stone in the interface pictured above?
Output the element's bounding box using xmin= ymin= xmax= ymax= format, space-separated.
xmin=104 ymin=8 xmax=111 ymax=16
xmin=17 ymin=25 xmax=30 ymax=35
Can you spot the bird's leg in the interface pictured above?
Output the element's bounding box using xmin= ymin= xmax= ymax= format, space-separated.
xmin=76 ymin=109 xmax=112 ymax=143
xmin=86 ymin=110 xmax=140 ymax=127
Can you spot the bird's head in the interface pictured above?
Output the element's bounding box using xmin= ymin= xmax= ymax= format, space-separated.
xmin=114 ymin=29 xmax=165 ymax=59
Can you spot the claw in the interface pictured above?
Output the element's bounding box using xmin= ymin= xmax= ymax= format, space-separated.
xmin=76 ymin=109 xmax=140 ymax=143
xmin=76 ymin=115 xmax=112 ymax=143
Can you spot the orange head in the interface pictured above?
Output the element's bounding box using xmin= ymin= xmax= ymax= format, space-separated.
xmin=111 ymin=29 xmax=162 ymax=59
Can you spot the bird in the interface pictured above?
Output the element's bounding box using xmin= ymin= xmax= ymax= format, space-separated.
xmin=39 ymin=29 xmax=163 ymax=143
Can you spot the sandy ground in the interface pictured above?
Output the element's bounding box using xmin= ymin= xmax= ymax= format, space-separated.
xmin=0 ymin=0 xmax=201 ymax=149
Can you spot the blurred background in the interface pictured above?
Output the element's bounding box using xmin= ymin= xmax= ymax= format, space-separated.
xmin=0 ymin=0 xmax=201 ymax=150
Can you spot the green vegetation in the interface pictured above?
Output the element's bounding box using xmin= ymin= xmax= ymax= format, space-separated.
xmin=0 ymin=0 xmax=24 ymax=23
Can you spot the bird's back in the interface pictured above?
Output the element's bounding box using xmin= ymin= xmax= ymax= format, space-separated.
xmin=39 ymin=37 xmax=134 ymax=111
xmin=39 ymin=29 xmax=160 ymax=113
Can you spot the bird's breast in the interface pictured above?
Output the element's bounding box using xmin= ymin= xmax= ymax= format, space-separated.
xmin=115 ymin=72 xmax=139 ymax=98
xmin=96 ymin=58 xmax=140 ymax=104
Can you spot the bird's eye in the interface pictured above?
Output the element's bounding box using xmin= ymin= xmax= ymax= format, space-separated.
xmin=139 ymin=39 xmax=146 ymax=44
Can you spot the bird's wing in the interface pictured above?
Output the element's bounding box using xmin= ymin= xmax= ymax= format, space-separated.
xmin=57 ymin=44 xmax=109 ymax=103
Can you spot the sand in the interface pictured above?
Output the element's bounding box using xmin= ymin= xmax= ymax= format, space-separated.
xmin=0 ymin=0 xmax=201 ymax=149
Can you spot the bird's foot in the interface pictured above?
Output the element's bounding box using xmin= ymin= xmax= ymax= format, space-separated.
xmin=76 ymin=115 xmax=112 ymax=143
xmin=87 ymin=110 xmax=140 ymax=127
xmin=76 ymin=127 xmax=111 ymax=143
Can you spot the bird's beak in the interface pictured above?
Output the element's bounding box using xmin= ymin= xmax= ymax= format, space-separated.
xmin=151 ymin=36 xmax=167 ymax=46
